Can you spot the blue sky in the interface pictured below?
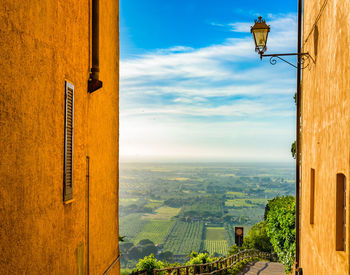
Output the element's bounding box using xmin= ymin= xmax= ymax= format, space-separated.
xmin=120 ymin=0 xmax=298 ymax=162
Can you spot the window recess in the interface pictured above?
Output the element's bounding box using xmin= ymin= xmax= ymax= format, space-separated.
xmin=336 ymin=173 xmax=346 ymax=251
xmin=64 ymin=81 xmax=74 ymax=202
xmin=310 ymin=168 xmax=315 ymax=224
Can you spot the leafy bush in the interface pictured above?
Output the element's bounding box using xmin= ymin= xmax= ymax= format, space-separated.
xmin=186 ymin=251 xmax=213 ymax=265
xmin=265 ymin=196 xmax=295 ymax=273
xmin=227 ymin=244 xmax=242 ymax=256
xmin=136 ymin=254 xmax=164 ymax=275
xmin=242 ymin=221 xmax=272 ymax=253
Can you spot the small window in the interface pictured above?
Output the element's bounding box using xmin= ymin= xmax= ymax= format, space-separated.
xmin=310 ymin=168 xmax=315 ymax=224
xmin=64 ymin=81 xmax=74 ymax=202
xmin=336 ymin=173 xmax=346 ymax=251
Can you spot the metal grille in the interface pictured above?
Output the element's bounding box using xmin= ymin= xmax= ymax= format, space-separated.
xmin=64 ymin=81 xmax=74 ymax=202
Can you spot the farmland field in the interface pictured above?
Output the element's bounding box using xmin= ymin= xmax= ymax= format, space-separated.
xmin=205 ymin=227 xmax=226 ymax=240
xmin=204 ymin=240 xmax=228 ymax=256
xmin=134 ymin=220 xmax=174 ymax=245
xmin=119 ymin=162 xmax=295 ymax=269
xmin=142 ymin=206 xmax=181 ymax=220
xmin=163 ymin=221 xmax=204 ymax=255
xmin=119 ymin=214 xmax=149 ymax=240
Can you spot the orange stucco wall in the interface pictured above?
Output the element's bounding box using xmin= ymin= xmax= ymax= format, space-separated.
xmin=0 ymin=0 xmax=119 ymax=274
xmin=300 ymin=0 xmax=350 ymax=274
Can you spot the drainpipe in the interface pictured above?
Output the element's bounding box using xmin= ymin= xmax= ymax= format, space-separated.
xmin=295 ymin=0 xmax=302 ymax=273
xmin=88 ymin=0 xmax=103 ymax=93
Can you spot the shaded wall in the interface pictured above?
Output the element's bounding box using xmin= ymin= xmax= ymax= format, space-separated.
xmin=300 ymin=0 xmax=350 ymax=273
xmin=0 ymin=0 xmax=119 ymax=274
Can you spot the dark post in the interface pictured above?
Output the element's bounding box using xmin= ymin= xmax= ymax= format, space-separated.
xmin=234 ymin=227 xmax=244 ymax=247
xmin=295 ymin=0 xmax=302 ymax=273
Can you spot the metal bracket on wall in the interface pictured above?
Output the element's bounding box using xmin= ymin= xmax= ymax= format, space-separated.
xmin=260 ymin=52 xmax=314 ymax=69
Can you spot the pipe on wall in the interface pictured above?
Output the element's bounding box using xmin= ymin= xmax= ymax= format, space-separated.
xmin=295 ymin=0 xmax=302 ymax=273
xmin=88 ymin=0 xmax=103 ymax=93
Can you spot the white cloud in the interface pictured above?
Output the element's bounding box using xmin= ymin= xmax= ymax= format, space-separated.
xmin=120 ymin=13 xmax=298 ymax=162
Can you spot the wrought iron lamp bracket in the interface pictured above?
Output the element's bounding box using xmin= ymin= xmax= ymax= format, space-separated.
xmin=260 ymin=52 xmax=314 ymax=69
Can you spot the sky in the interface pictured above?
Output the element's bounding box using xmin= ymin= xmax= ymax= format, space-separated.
xmin=119 ymin=0 xmax=298 ymax=163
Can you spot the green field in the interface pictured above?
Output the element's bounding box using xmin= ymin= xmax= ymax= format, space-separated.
xmin=225 ymin=199 xmax=254 ymax=207
xmin=226 ymin=191 xmax=245 ymax=197
xmin=119 ymin=214 xmax=149 ymax=241
xmin=164 ymin=221 xmax=204 ymax=255
xmin=204 ymin=240 xmax=228 ymax=256
xmin=143 ymin=206 xmax=181 ymax=220
xmin=205 ymin=227 xmax=226 ymax=240
xmin=144 ymin=200 xmax=164 ymax=208
xmin=120 ymin=198 xmax=139 ymax=206
xmin=134 ymin=220 xmax=174 ymax=245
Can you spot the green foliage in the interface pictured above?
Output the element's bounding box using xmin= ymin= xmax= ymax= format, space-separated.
xmin=291 ymin=141 xmax=296 ymax=159
xmin=186 ymin=252 xmax=213 ymax=265
xmin=136 ymin=254 xmax=164 ymax=275
xmin=242 ymin=221 xmax=272 ymax=253
xmin=158 ymin=251 xmax=173 ymax=261
xmin=227 ymin=244 xmax=241 ymax=256
xmin=265 ymin=196 xmax=295 ymax=273
xmin=119 ymin=236 xmax=127 ymax=242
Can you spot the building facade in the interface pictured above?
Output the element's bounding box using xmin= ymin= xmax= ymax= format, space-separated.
xmin=0 ymin=0 xmax=119 ymax=274
xmin=300 ymin=0 xmax=350 ymax=273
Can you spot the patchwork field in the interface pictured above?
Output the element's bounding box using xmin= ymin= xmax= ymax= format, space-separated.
xmin=142 ymin=206 xmax=181 ymax=220
xmin=134 ymin=220 xmax=174 ymax=245
xmin=225 ymin=199 xmax=254 ymax=207
xmin=164 ymin=221 xmax=204 ymax=255
xmin=119 ymin=214 xmax=149 ymax=240
xmin=144 ymin=200 xmax=164 ymax=209
xmin=204 ymin=240 xmax=228 ymax=256
xmin=205 ymin=227 xmax=226 ymax=240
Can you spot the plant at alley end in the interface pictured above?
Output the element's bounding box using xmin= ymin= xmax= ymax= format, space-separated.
xmin=265 ymin=196 xmax=296 ymax=273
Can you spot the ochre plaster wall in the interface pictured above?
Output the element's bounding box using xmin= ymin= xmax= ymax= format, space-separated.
xmin=300 ymin=0 xmax=350 ymax=274
xmin=0 ymin=0 xmax=119 ymax=274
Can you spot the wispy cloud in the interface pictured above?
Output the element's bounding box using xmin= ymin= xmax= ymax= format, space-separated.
xmin=120 ymin=13 xmax=297 ymax=162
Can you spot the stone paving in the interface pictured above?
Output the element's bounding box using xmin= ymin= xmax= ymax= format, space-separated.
xmin=237 ymin=261 xmax=286 ymax=275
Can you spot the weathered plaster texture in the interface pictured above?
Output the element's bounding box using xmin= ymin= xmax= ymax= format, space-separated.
xmin=0 ymin=0 xmax=119 ymax=274
xmin=300 ymin=0 xmax=350 ymax=274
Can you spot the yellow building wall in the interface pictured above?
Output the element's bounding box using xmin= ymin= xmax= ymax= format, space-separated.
xmin=0 ymin=0 xmax=119 ymax=274
xmin=300 ymin=0 xmax=350 ymax=274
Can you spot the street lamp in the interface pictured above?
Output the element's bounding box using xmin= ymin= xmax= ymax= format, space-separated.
xmin=250 ymin=16 xmax=270 ymax=59
xmin=251 ymin=16 xmax=313 ymax=68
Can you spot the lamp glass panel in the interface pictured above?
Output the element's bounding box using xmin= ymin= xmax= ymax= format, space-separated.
xmin=253 ymin=29 xmax=268 ymax=47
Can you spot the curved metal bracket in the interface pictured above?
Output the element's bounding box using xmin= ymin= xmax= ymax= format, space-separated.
xmin=260 ymin=52 xmax=314 ymax=69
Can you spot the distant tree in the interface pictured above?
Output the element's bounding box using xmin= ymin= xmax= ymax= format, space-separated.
xmin=128 ymin=246 xmax=142 ymax=259
xmin=138 ymin=239 xmax=155 ymax=246
xmin=119 ymin=242 xmax=134 ymax=253
xmin=141 ymin=244 xmax=158 ymax=257
xmin=158 ymin=251 xmax=173 ymax=261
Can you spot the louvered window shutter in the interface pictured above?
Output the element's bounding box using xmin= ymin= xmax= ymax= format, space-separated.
xmin=64 ymin=81 xmax=74 ymax=202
